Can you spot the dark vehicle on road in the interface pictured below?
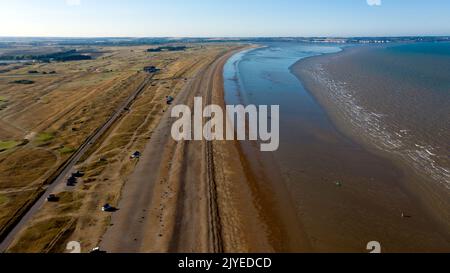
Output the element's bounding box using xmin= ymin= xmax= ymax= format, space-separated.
xmin=46 ymin=194 xmax=59 ymax=202
xmin=67 ymin=176 xmax=77 ymax=186
xmin=72 ymin=170 xmax=85 ymax=178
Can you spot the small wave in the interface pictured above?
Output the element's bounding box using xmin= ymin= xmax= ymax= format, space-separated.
xmin=306 ymin=63 xmax=450 ymax=190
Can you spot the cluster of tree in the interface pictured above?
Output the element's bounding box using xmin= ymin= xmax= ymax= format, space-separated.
xmin=28 ymin=70 xmax=57 ymax=74
xmin=0 ymin=55 xmax=34 ymax=61
xmin=0 ymin=50 xmax=92 ymax=62
xmin=10 ymin=80 xmax=35 ymax=84
xmin=37 ymin=50 xmax=92 ymax=62
xmin=147 ymin=46 xmax=188 ymax=52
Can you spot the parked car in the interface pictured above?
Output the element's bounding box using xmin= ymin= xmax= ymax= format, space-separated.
xmin=102 ymin=204 xmax=115 ymax=212
xmin=90 ymin=247 xmax=107 ymax=254
xmin=47 ymin=194 xmax=59 ymax=202
xmin=130 ymin=151 xmax=141 ymax=159
xmin=166 ymin=96 xmax=174 ymax=105
xmin=67 ymin=176 xmax=77 ymax=186
xmin=72 ymin=170 xmax=85 ymax=178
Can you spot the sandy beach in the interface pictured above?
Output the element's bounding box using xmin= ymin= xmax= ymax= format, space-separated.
xmin=213 ymin=57 xmax=312 ymax=252
xmin=99 ymin=44 xmax=314 ymax=253
xmin=101 ymin=43 xmax=450 ymax=253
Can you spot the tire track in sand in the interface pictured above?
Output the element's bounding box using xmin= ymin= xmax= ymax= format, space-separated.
xmin=100 ymin=47 xmax=246 ymax=253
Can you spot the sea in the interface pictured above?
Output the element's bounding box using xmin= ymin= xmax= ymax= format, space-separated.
xmin=222 ymin=41 xmax=450 ymax=251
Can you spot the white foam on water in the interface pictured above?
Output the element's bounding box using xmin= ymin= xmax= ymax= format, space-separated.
xmin=306 ymin=64 xmax=450 ymax=190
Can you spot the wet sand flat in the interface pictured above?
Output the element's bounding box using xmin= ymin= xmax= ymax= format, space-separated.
xmin=290 ymin=45 xmax=450 ymax=252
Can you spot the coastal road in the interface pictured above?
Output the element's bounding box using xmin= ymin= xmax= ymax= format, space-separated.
xmin=0 ymin=75 xmax=152 ymax=252
xmin=100 ymin=47 xmax=245 ymax=253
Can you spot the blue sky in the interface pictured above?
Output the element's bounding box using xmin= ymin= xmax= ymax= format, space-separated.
xmin=1 ymin=0 xmax=449 ymax=37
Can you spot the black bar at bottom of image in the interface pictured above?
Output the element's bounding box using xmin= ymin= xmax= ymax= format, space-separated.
xmin=0 ymin=253 xmax=447 ymax=272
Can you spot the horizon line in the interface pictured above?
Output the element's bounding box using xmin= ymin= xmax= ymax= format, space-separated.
xmin=1 ymin=35 xmax=450 ymax=39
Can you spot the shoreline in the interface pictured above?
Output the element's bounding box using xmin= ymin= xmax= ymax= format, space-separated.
xmin=97 ymin=44 xmax=304 ymax=253
xmin=214 ymin=45 xmax=312 ymax=252
xmin=290 ymin=46 xmax=450 ymax=249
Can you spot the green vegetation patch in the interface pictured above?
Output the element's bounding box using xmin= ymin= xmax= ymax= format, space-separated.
xmin=36 ymin=132 xmax=55 ymax=143
xmin=0 ymin=193 xmax=9 ymax=205
xmin=58 ymin=146 xmax=76 ymax=155
xmin=7 ymin=216 xmax=74 ymax=253
xmin=0 ymin=140 xmax=19 ymax=151
xmin=0 ymin=97 xmax=6 ymax=110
